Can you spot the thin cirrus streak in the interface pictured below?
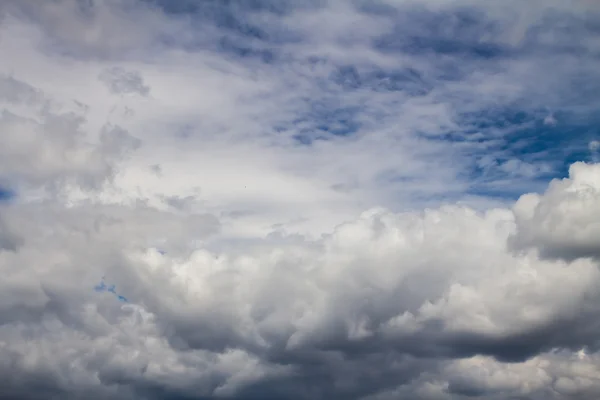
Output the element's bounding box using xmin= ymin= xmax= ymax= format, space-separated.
xmin=0 ymin=1 xmax=600 ymax=399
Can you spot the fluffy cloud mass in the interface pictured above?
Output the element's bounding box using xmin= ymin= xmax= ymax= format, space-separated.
xmin=1 ymin=1 xmax=600 ymax=399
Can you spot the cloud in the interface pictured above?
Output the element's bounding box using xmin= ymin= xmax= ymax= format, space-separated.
xmin=0 ymin=74 xmax=140 ymax=192
xmin=0 ymin=164 xmax=599 ymax=399
xmin=99 ymin=67 xmax=150 ymax=97
xmin=1 ymin=0 xmax=600 ymax=399
xmin=510 ymin=162 xmax=600 ymax=261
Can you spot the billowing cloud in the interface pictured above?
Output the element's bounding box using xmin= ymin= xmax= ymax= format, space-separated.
xmin=511 ymin=162 xmax=600 ymax=261
xmin=1 ymin=0 xmax=600 ymax=399
xmin=1 ymin=163 xmax=600 ymax=399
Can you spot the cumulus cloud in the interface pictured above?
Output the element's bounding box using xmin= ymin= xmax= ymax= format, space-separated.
xmin=511 ymin=162 xmax=600 ymax=261
xmin=1 ymin=0 xmax=600 ymax=399
xmin=0 ymin=165 xmax=599 ymax=399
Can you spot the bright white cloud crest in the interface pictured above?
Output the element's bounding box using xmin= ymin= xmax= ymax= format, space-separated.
xmin=1 ymin=0 xmax=600 ymax=399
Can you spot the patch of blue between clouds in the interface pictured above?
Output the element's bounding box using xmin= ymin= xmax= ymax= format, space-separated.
xmin=94 ymin=279 xmax=128 ymax=303
xmin=279 ymin=7 xmax=520 ymax=145
xmin=373 ymin=7 xmax=507 ymax=58
xmin=146 ymin=0 xmax=294 ymax=16
xmin=0 ymin=187 xmax=16 ymax=203
xmin=330 ymin=65 xmax=432 ymax=96
xmin=288 ymin=103 xmax=362 ymax=145
xmin=287 ymin=63 xmax=438 ymax=145
xmin=450 ymin=108 xmax=600 ymax=199
xmin=147 ymin=0 xmax=301 ymax=62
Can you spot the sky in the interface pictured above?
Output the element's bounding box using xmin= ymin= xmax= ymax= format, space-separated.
xmin=1 ymin=0 xmax=600 ymax=399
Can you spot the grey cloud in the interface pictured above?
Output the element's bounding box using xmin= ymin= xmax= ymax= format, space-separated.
xmin=0 ymin=166 xmax=599 ymax=399
xmin=0 ymin=76 xmax=140 ymax=191
xmin=0 ymin=0 xmax=182 ymax=59
xmin=1 ymin=1 xmax=600 ymax=399
xmin=0 ymin=74 xmax=47 ymax=106
xmin=99 ymin=67 xmax=150 ymax=96
xmin=162 ymin=194 xmax=200 ymax=211
xmin=0 ymin=213 xmax=23 ymax=252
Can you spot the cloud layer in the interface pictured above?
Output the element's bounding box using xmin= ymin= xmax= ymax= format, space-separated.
xmin=1 ymin=0 xmax=600 ymax=399
xmin=2 ymin=161 xmax=600 ymax=400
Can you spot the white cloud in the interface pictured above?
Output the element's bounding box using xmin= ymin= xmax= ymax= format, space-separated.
xmin=1 ymin=163 xmax=600 ymax=398
xmin=510 ymin=162 xmax=600 ymax=261
xmin=1 ymin=0 xmax=600 ymax=399
xmin=544 ymin=114 xmax=557 ymax=126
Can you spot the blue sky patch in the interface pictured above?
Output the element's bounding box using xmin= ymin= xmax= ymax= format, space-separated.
xmin=94 ymin=279 xmax=128 ymax=303
xmin=373 ymin=8 xmax=507 ymax=59
xmin=0 ymin=187 xmax=16 ymax=203
xmin=456 ymin=109 xmax=600 ymax=199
